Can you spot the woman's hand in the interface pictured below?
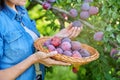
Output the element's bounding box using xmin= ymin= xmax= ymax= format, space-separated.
xmin=55 ymin=23 xmax=83 ymax=38
xmin=38 ymin=57 xmax=71 ymax=67
xmin=33 ymin=51 xmax=71 ymax=67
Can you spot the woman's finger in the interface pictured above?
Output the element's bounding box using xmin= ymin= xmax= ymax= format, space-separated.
xmin=53 ymin=61 xmax=71 ymax=66
xmin=66 ymin=23 xmax=73 ymax=30
xmin=46 ymin=51 xmax=57 ymax=58
xmin=49 ymin=59 xmax=71 ymax=66
xmin=66 ymin=27 xmax=74 ymax=38
xmin=74 ymin=27 xmax=83 ymax=37
xmin=69 ymin=25 xmax=83 ymax=38
xmin=40 ymin=58 xmax=71 ymax=67
xmin=70 ymin=27 xmax=78 ymax=38
xmin=75 ymin=26 xmax=83 ymax=37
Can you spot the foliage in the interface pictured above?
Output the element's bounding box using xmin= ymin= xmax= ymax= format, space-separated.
xmin=26 ymin=0 xmax=120 ymax=80
xmin=45 ymin=66 xmax=77 ymax=80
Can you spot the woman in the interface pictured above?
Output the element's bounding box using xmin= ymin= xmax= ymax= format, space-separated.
xmin=0 ymin=0 xmax=83 ymax=80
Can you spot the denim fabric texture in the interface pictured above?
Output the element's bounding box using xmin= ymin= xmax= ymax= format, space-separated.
xmin=0 ymin=3 xmax=43 ymax=80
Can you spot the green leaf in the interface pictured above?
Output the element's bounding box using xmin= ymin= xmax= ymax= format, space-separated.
xmin=106 ymin=24 xmax=113 ymax=31
xmin=77 ymin=0 xmax=81 ymax=3
xmin=116 ymin=35 xmax=120 ymax=43
xmin=116 ymin=71 xmax=120 ymax=76
xmin=117 ymin=57 xmax=120 ymax=63
xmin=66 ymin=0 xmax=72 ymax=3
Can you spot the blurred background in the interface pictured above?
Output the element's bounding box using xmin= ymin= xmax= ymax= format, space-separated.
xmin=26 ymin=0 xmax=120 ymax=80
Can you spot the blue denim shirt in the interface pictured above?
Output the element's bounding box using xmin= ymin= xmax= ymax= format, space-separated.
xmin=0 ymin=4 xmax=40 ymax=80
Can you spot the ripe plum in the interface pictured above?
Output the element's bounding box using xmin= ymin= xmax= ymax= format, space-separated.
xmin=80 ymin=11 xmax=90 ymax=19
xmin=69 ymin=9 xmax=78 ymax=17
xmin=60 ymin=41 xmax=72 ymax=51
xmin=71 ymin=41 xmax=81 ymax=50
xmin=72 ymin=20 xmax=82 ymax=27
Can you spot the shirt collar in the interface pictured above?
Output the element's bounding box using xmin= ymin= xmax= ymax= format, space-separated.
xmin=2 ymin=3 xmax=26 ymax=21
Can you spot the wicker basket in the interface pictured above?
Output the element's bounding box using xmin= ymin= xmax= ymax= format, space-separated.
xmin=34 ymin=37 xmax=99 ymax=66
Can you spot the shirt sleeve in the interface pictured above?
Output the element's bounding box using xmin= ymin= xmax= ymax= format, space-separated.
xmin=0 ymin=36 xmax=3 ymax=59
xmin=0 ymin=16 xmax=3 ymax=59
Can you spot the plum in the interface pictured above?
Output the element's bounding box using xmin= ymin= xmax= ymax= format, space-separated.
xmin=81 ymin=2 xmax=90 ymax=11
xmin=42 ymin=2 xmax=52 ymax=10
xmin=93 ymin=31 xmax=103 ymax=41
xmin=89 ymin=6 xmax=99 ymax=15
xmin=110 ymin=48 xmax=118 ymax=57
xmin=51 ymin=36 xmax=61 ymax=47
xmin=79 ymin=49 xmax=90 ymax=57
xmin=80 ymin=11 xmax=90 ymax=20
xmin=69 ymin=9 xmax=78 ymax=17
xmin=61 ymin=37 xmax=71 ymax=42
xmin=84 ymin=0 xmax=93 ymax=2
xmin=56 ymin=47 xmax=63 ymax=54
xmin=72 ymin=67 xmax=78 ymax=73
xmin=72 ymin=50 xmax=82 ymax=58
xmin=60 ymin=41 xmax=72 ymax=51
xmin=44 ymin=39 xmax=51 ymax=47
xmin=72 ymin=20 xmax=82 ymax=27
xmin=63 ymin=50 xmax=72 ymax=56
xmin=47 ymin=44 xmax=56 ymax=51
xmin=110 ymin=48 xmax=119 ymax=59
xmin=71 ymin=41 xmax=81 ymax=50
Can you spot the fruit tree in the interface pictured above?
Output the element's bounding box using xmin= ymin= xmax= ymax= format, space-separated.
xmin=26 ymin=0 xmax=120 ymax=80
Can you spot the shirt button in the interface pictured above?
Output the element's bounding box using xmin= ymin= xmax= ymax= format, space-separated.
xmin=16 ymin=17 xmax=21 ymax=22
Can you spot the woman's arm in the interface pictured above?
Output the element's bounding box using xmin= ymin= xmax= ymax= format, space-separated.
xmin=0 ymin=54 xmax=37 ymax=80
xmin=0 ymin=51 xmax=70 ymax=80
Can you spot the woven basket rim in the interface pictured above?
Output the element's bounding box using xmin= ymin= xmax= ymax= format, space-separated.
xmin=34 ymin=37 xmax=99 ymax=65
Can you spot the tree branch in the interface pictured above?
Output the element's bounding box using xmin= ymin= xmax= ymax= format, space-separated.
xmin=33 ymin=0 xmax=95 ymax=29
xmin=108 ymin=40 xmax=119 ymax=48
